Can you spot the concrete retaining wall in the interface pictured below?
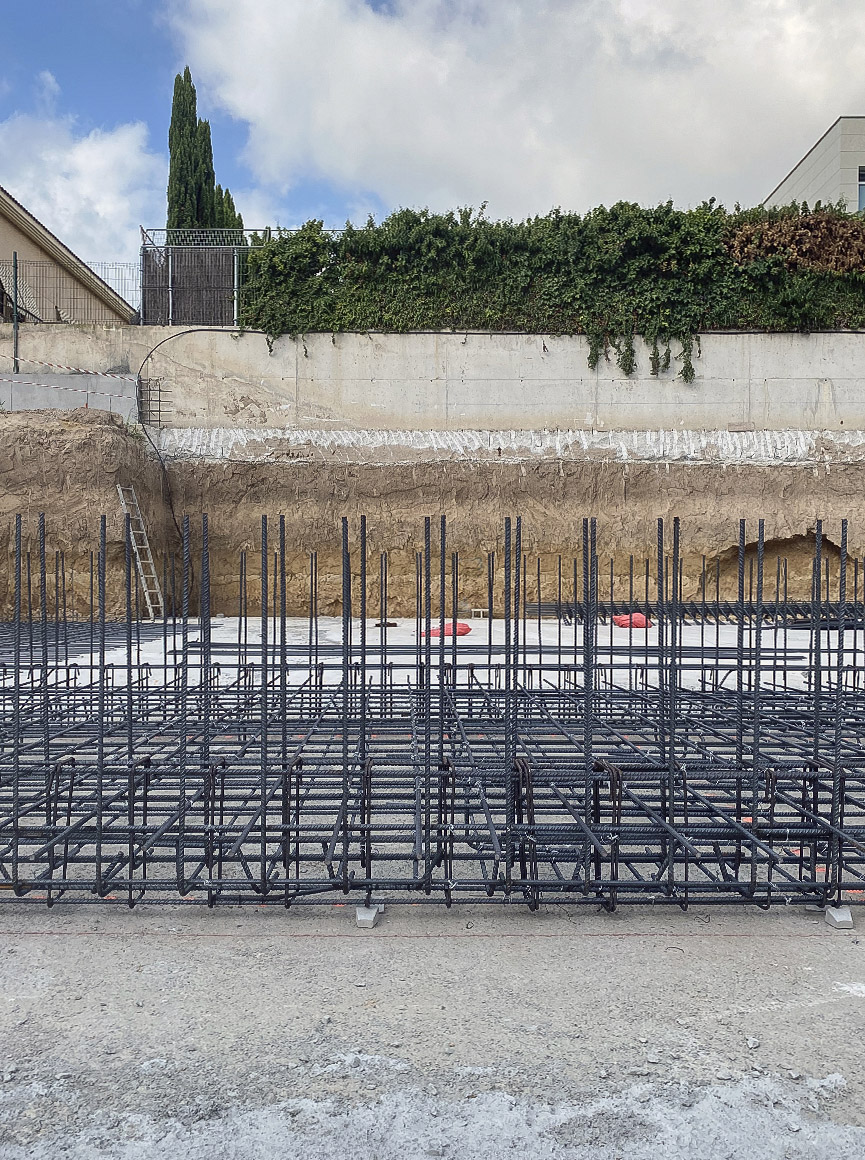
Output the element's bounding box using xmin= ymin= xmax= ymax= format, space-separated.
xmin=1 ymin=324 xmax=865 ymax=431
xmin=0 ymin=373 xmax=136 ymax=419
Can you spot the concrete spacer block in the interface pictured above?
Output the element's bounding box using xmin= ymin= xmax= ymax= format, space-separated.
xmin=824 ymin=904 xmax=854 ymax=930
xmin=356 ymin=906 xmax=380 ymax=929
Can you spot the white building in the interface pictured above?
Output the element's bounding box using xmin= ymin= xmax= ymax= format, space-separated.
xmin=763 ymin=116 xmax=865 ymax=212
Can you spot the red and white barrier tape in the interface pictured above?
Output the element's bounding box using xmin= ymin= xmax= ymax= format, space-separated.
xmin=0 ymin=376 xmax=133 ymax=401
xmin=0 ymin=353 xmax=136 ymax=381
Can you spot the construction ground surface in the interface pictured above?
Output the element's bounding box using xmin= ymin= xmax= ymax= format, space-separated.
xmin=0 ymin=903 xmax=862 ymax=1159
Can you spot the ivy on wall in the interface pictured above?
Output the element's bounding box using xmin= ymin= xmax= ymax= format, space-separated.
xmin=240 ymin=201 xmax=865 ymax=381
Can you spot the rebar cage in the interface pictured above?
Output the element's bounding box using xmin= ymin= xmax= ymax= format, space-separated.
xmin=1 ymin=513 xmax=864 ymax=910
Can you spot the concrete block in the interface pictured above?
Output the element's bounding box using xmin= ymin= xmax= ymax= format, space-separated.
xmin=824 ymin=904 xmax=854 ymax=930
xmin=356 ymin=906 xmax=380 ymax=929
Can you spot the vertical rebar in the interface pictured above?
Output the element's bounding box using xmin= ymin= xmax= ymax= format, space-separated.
xmin=360 ymin=515 xmax=367 ymax=764
xmin=752 ymin=520 xmax=764 ymax=899
xmin=201 ymin=514 xmax=212 ymax=774
xmin=11 ymin=516 xmax=21 ymax=893
xmin=424 ymin=517 xmax=432 ymax=893
xmin=95 ymin=516 xmax=107 ymax=897
xmin=504 ymin=517 xmax=514 ymax=891
xmin=831 ymin=520 xmax=848 ymax=899
xmin=38 ymin=514 xmax=49 ymax=780
xmin=260 ymin=515 xmax=269 ymax=896
xmin=656 ymin=519 xmax=666 ymax=770
xmin=177 ymin=515 xmax=190 ymax=895
xmin=279 ymin=515 xmax=289 ymax=900
xmin=437 ymin=517 xmax=446 ymax=767
xmin=668 ymin=517 xmax=680 ymax=898
xmin=582 ymin=519 xmax=594 ymax=893
xmin=341 ymin=517 xmax=351 ymax=893
xmin=125 ymin=514 xmax=135 ymax=903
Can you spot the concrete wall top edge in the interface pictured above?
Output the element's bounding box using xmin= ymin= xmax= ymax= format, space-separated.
xmin=8 ymin=324 xmax=865 ymax=338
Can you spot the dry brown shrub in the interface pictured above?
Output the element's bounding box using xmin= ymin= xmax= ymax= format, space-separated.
xmin=727 ymin=212 xmax=865 ymax=274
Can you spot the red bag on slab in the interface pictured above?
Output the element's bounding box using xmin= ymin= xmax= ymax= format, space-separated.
xmin=612 ymin=612 xmax=652 ymax=629
xmin=426 ymin=622 xmax=472 ymax=637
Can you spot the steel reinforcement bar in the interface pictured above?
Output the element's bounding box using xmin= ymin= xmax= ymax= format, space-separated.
xmin=0 ymin=513 xmax=863 ymax=909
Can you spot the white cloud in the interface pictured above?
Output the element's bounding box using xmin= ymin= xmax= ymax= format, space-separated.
xmin=0 ymin=113 xmax=166 ymax=261
xmin=34 ymin=70 xmax=61 ymax=115
xmin=172 ymin=0 xmax=865 ymax=217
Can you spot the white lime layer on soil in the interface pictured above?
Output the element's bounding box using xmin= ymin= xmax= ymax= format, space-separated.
xmin=156 ymin=427 xmax=865 ymax=466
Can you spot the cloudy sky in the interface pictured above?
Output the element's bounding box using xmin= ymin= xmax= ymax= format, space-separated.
xmin=2 ymin=0 xmax=865 ymax=261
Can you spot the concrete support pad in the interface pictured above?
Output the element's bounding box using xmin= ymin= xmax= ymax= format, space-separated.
xmin=356 ymin=906 xmax=381 ymax=929
xmin=824 ymin=905 xmax=854 ymax=930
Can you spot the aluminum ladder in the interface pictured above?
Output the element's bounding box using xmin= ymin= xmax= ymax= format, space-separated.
xmin=116 ymin=484 xmax=164 ymax=621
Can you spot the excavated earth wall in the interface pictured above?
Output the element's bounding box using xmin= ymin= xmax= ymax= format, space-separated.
xmin=1 ymin=410 xmax=861 ymax=618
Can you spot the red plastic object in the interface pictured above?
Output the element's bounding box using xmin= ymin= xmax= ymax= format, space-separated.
xmin=425 ymin=621 xmax=472 ymax=637
xmin=612 ymin=612 xmax=653 ymax=629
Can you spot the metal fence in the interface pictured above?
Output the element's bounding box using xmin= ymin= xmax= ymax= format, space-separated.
xmin=87 ymin=262 xmax=140 ymax=313
xmin=1 ymin=514 xmax=864 ymax=910
xmin=140 ymin=245 xmax=248 ymax=326
xmin=140 ymin=228 xmax=268 ymax=326
xmin=142 ymin=228 xmax=265 ymax=247
xmin=0 ymin=259 xmax=138 ymax=324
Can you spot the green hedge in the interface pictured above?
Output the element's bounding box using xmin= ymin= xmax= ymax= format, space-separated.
xmin=240 ymin=202 xmax=865 ymax=380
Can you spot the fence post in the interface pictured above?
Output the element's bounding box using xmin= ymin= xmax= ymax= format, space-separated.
xmin=167 ymin=248 xmax=173 ymax=326
xmin=233 ymin=247 xmax=239 ymax=327
xmin=12 ymin=250 xmax=19 ymax=373
xmin=139 ymin=240 xmax=146 ymax=325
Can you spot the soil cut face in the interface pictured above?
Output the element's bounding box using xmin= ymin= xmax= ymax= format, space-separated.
xmin=1 ymin=410 xmax=860 ymax=616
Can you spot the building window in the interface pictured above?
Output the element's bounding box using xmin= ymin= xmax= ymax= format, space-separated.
xmin=859 ymin=165 xmax=865 ymax=212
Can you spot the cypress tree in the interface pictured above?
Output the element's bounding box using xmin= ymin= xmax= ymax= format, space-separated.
xmin=166 ymin=67 xmax=199 ymax=231
xmin=214 ymin=184 xmax=244 ymax=232
xmin=194 ymin=118 xmax=217 ymax=228
xmin=223 ymin=187 xmax=244 ymax=231
xmin=167 ymin=67 xmax=244 ymax=234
